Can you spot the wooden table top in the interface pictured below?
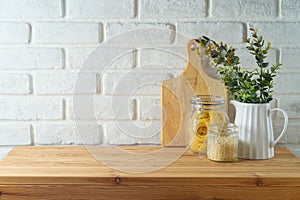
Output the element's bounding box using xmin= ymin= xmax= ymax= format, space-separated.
xmin=0 ymin=146 xmax=300 ymax=186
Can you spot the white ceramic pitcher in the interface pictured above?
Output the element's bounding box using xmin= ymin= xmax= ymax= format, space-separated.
xmin=230 ymin=100 xmax=288 ymax=159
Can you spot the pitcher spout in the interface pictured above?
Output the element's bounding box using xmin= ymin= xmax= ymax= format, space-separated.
xmin=230 ymin=100 xmax=240 ymax=109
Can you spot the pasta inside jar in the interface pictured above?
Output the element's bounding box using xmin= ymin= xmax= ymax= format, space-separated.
xmin=188 ymin=95 xmax=227 ymax=154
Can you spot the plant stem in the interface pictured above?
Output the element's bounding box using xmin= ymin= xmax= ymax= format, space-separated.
xmin=260 ymin=66 xmax=263 ymax=102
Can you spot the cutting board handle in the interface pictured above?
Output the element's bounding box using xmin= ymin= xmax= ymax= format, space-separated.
xmin=184 ymin=39 xmax=220 ymax=81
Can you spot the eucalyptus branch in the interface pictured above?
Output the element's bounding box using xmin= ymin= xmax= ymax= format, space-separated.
xmin=196 ymin=28 xmax=281 ymax=103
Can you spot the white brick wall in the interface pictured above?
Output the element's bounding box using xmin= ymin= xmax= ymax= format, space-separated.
xmin=106 ymin=22 xmax=176 ymax=45
xmin=212 ymin=0 xmax=278 ymax=18
xmin=34 ymin=72 xmax=97 ymax=94
xmin=34 ymin=22 xmax=101 ymax=44
xmin=67 ymin=96 xmax=136 ymax=120
xmin=0 ymin=74 xmax=30 ymax=94
xmin=136 ymin=97 xmax=161 ymax=120
xmin=281 ymin=48 xmax=300 ymax=70
xmin=0 ymin=97 xmax=63 ymax=120
xmin=276 ymin=73 xmax=300 ymax=94
xmin=277 ymin=97 xmax=300 ymax=118
xmin=177 ymin=22 xmax=245 ymax=45
xmin=68 ymin=0 xmax=135 ymax=19
xmin=281 ymin=0 xmax=300 ymax=18
xmin=0 ymin=0 xmax=62 ymax=18
xmin=237 ymin=48 xmax=278 ymax=69
xmin=0 ymin=123 xmax=31 ymax=145
xmin=0 ymin=48 xmax=63 ymax=69
xmin=140 ymin=0 xmax=207 ymax=18
xmin=0 ymin=0 xmax=299 ymax=146
xmin=102 ymin=71 xmax=173 ymax=95
xmin=103 ymin=121 xmax=160 ymax=145
xmin=34 ymin=122 xmax=102 ymax=145
xmin=249 ymin=22 xmax=300 ymax=43
xmin=67 ymin=47 xmax=136 ymax=69
xmin=138 ymin=47 xmax=186 ymax=69
xmin=0 ymin=23 xmax=30 ymax=43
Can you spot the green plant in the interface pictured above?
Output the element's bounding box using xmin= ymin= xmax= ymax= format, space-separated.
xmin=196 ymin=28 xmax=281 ymax=103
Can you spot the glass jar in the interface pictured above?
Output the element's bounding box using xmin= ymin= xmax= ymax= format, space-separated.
xmin=207 ymin=123 xmax=238 ymax=162
xmin=188 ymin=95 xmax=227 ymax=154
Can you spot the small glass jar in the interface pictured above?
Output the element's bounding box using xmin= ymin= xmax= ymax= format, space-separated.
xmin=207 ymin=123 xmax=238 ymax=162
xmin=188 ymin=95 xmax=227 ymax=154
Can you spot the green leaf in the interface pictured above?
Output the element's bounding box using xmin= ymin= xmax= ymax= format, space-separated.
xmin=220 ymin=48 xmax=227 ymax=58
xmin=195 ymin=27 xmax=280 ymax=104
xmin=202 ymin=36 xmax=210 ymax=41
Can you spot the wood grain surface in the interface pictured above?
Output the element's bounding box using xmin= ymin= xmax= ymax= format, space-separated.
xmin=161 ymin=39 xmax=227 ymax=146
xmin=0 ymin=146 xmax=299 ymax=199
xmin=1 ymin=184 xmax=300 ymax=200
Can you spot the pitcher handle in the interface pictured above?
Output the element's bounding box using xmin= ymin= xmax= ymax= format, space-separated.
xmin=270 ymin=108 xmax=289 ymax=147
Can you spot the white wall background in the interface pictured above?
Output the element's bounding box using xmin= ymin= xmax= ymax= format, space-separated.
xmin=0 ymin=0 xmax=299 ymax=146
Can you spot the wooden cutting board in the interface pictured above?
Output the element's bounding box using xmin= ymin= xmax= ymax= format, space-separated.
xmin=161 ymin=39 xmax=227 ymax=146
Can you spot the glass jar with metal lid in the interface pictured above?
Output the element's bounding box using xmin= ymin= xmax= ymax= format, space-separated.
xmin=188 ymin=95 xmax=227 ymax=154
xmin=207 ymin=123 xmax=238 ymax=162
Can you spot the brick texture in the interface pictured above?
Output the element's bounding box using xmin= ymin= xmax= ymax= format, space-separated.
xmin=249 ymin=22 xmax=300 ymax=43
xmin=34 ymin=122 xmax=102 ymax=145
xmin=0 ymin=123 xmax=31 ymax=145
xmin=103 ymin=121 xmax=160 ymax=145
xmin=106 ymin=22 xmax=176 ymax=45
xmin=102 ymin=71 xmax=173 ymax=95
xmin=34 ymin=22 xmax=101 ymax=44
xmin=67 ymin=47 xmax=135 ymax=69
xmin=237 ymin=48 xmax=278 ymax=69
xmin=0 ymin=0 xmax=299 ymax=146
xmin=0 ymin=23 xmax=30 ymax=43
xmin=68 ymin=0 xmax=135 ymax=19
xmin=0 ymin=48 xmax=63 ymax=69
xmin=67 ymin=96 xmax=136 ymax=120
xmin=0 ymin=74 xmax=31 ymax=94
xmin=140 ymin=0 xmax=207 ymax=18
xmin=0 ymin=97 xmax=62 ymax=120
xmin=177 ymin=22 xmax=245 ymax=44
xmin=281 ymin=48 xmax=300 ymax=70
xmin=277 ymin=97 xmax=300 ymax=119
xmin=138 ymin=47 xmax=186 ymax=69
xmin=212 ymin=0 xmax=277 ymax=18
xmin=276 ymin=73 xmax=300 ymax=94
xmin=0 ymin=0 xmax=62 ymax=18
xmin=34 ymin=72 xmax=97 ymax=94
xmin=281 ymin=0 xmax=300 ymax=18
xmin=136 ymin=97 xmax=161 ymax=120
